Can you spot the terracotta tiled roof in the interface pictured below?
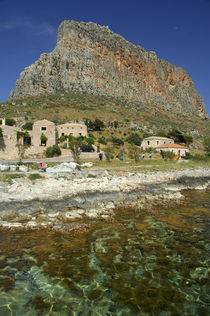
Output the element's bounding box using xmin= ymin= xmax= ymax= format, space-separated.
xmin=156 ymin=143 xmax=188 ymax=149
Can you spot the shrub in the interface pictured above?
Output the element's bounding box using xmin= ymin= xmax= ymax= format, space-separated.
xmin=86 ymin=137 xmax=95 ymax=146
xmin=191 ymin=154 xmax=210 ymax=162
xmin=110 ymin=137 xmax=124 ymax=146
xmin=183 ymin=152 xmax=192 ymax=160
xmin=163 ymin=151 xmax=175 ymax=160
xmin=104 ymin=147 xmax=114 ymax=162
xmin=85 ymin=118 xmax=105 ymax=131
xmin=22 ymin=122 xmax=33 ymax=130
xmin=126 ymin=133 xmax=142 ymax=146
xmin=113 ymin=120 xmax=118 ymax=128
xmin=5 ymin=118 xmax=16 ymax=126
xmin=28 ymin=173 xmax=43 ymax=181
xmin=45 ymin=145 xmax=61 ymax=157
xmin=167 ymin=129 xmax=193 ymax=145
xmin=203 ymin=137 xmax=210 ymax=153
xmin=128 ymin=144 xmax=140 ymax=162
xmin=98 ymin=136 xmax=107 ymax=145
xmin=144 ymin=147 xmax=154 ymax=153
xmin=88 ymin=133 xmax=95 ymax=139
xmin=59 ymin=135 xmax=66 ymax=143
xmin=87 ymin=174 xmax=97 ymax=178
xmin=40 ymin=133 xmax=48 ymax=143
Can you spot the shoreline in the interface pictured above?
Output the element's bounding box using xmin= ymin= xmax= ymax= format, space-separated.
xmin=0 ymin=167 xmax=209 ymax=231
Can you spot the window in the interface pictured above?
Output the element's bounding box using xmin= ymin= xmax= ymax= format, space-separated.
xmin=23 ymin=136 xmax=31 ymax=146
xmin=41 ymin=140 xmax=47 ymax=146
xmin=157 ymin=141 xmax=159 ymax=145
xmin=41 ymin=127 xmax=46 ymax=131
xmin=62 ymin=133 xmax=64 ymax=136
xmin=147 ymin=141 xmax=150 ymax=145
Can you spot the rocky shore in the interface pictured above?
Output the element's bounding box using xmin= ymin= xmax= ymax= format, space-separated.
xmin=0 ymin=167 xmax=209 ymax=232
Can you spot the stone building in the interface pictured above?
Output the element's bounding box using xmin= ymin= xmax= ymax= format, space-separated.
xmin=0 ymin=118 xmax=88 ymax=159
xmin=155 ymin=143 xmax=189 ymax=156
xmin=57 ymin=122 xmax=87 ymax=138
xmin=0 ymin=124 xmax=22 ymax=159
xmin=31 ymin=119 xmax=56 ymax=147
xmin=141 ymin=136 xmax=174 ymax=150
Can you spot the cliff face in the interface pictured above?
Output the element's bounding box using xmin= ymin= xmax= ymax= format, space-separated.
xmin=10 ymin=20 xmax=207 ymax=118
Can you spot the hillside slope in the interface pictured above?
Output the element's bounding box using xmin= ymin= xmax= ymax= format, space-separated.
xmin=1 ymin=93 xmax=209 ymax=152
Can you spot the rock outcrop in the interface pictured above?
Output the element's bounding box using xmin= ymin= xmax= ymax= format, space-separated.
xmin=10 ymin=20 xmax=207 ymax=118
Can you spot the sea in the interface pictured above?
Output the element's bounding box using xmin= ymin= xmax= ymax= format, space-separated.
xmin=0 ymin=189 xmax=209 ymax=315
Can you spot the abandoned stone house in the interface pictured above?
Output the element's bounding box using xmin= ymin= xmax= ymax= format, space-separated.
xmin=0 ymin=119 xmax=87 ymax=159
xmin=141 ymin=136 xmax=189 ymax=156
xmin=57 ymin=122 xmax=87 ymax=138
xmin=155 ymin=143 xmax=189 ymax=156
xmin=141 ymin=136 xmax=175 ymax=150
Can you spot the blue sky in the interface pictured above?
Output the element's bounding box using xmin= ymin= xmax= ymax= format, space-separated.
xmin=0 ymin=0 xmax=209 ymax=115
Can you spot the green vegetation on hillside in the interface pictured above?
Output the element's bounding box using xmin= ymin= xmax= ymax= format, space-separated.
xmin=1 ymin=92 xmax=209 ymax=153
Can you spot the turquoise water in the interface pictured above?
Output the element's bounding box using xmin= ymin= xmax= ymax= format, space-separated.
xmin=0 ymin=189 xmax=209 ymax=315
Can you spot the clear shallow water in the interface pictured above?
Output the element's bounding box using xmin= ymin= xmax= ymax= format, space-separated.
xmin=0 ymin=190 xmax=209 ymax=315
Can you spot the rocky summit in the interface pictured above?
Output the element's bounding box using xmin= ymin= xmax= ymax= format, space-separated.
xmin=10 ymin=20 xmax=207 ymax=118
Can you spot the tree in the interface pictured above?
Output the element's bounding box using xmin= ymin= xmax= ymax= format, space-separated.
xmin=128 ymin=144 xmax=140 ymax=162
xmin=5 ymin=118 xmax=16 ymax=126
xmin=85 ymin=118 xmax=105 ymax=131
xmin=156 ymin=130 xmax=168 ymax=138
xmin=104 ymin=146 xmax=114 ymax=162
xmin=98 ymin=136 xmax=107 ymax=145
xmin=68 ymin=135 xmax=85 ymax=163
xmin=182 ymin=135 xmax=193 ymax=146
xmin=84 ymin=118 xmax=94 ymax=131
xmin=16 ymin=131 xmax=29 ymax=162
xmin=22 ymin=122 xmax=33 ymax=130
xmin=167 ymin=129 xmax=193 ymax=145
xmin=58 ymin=135 xmax=67 ymax=147
xmin=110 ymin=137 xmax=124 ymax=146
xmin=86 ymin=137 xmax=95 ymax=146
xmin=113 ymin=120 xmax=118 ymax=128
xmin=93 ymin=118 xmax=105 ymax=131
xmin=163 ymin=151 xmax=175 ymax=160
xmin=126 ymin=133 xmax=142 ymax=146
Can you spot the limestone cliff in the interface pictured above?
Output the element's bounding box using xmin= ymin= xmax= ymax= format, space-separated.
xmin=10 ymin=20 xmax=207 ymax=118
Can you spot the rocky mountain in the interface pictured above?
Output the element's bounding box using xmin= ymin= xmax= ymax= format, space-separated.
xmin=10 ymin=20 xmax=207 ymax=118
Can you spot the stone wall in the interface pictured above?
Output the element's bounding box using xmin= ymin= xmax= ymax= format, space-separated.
xmin=141 ymin=136 xmax=174 ymax=150
xmin=32 ymin=119 xmax=56 ymax=147
xmin=0 ymin=125 xmax=21 ymax=159
xmin=57 ymin=122 xmax=87 ymax=138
